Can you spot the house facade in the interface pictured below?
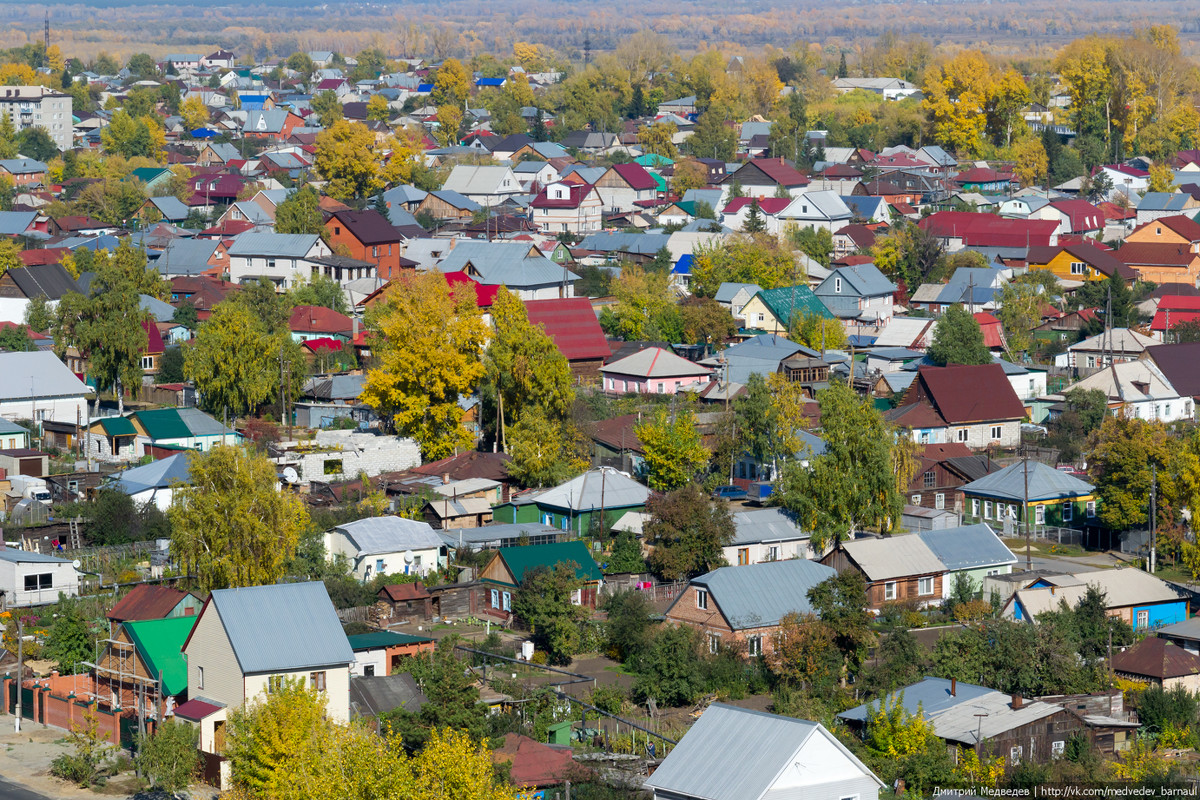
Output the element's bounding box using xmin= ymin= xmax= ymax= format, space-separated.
xmin=325 ymin=516 xmax=446 ymax=581
xmin=530 ymin=182 xmax=603 ymax=234
xmin=820 ymin=535 xmax=947 ymax=612
xmin=0 ymin=549 xmax=80 ymax=608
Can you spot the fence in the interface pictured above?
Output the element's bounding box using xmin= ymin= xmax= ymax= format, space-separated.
xmin=336 ymin=605 xmax=374 ymax=624
xmin=2 ymin=673 xmax=153 ymax=749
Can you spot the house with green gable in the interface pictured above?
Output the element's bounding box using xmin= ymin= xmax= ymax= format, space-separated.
xmin=494 ymin=467 xmax=652 ymax=535
xmin=127 ymin=166 xmax=174 ymax=194
xmin=959 ymin=459 xmax=1098 ymax=533
xmin=479 ymin=540 xmax=605 ymax=614
xmin=739 ymin=284 xmax=834 ymax=335
xmin=96 ymin=615 xmax=196 ymax=705
xmin=130 ymin=407 xmax=241 ymax=455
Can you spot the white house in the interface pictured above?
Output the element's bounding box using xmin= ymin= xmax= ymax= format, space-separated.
xmin=226 ymin=232 xmax=352 ymax=289
xmin=529 ymin=182 xmax=603 ymax=235
xmin=0 ymin=548 xmax=80 ymax=608
xmin=440 ymin=165 xmax=522 ymax=205
xmin=0 ymin=351 xmax=91 ymax=426
xmin=1069 ymin=359 xmax=1192 ymax=422
xmin=722 ymin=508 xmax=816 ymax=566
xmin=645 ymin=703 xmax=883 ymax=800
xmin=325 ymin=516 xmax=446 ymax=581
xmin=778 ymin=190 xmax=853 ymax=234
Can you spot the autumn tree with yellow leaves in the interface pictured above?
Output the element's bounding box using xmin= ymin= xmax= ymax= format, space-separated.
xmin=359 ymin=272 xmax=488 ymax=460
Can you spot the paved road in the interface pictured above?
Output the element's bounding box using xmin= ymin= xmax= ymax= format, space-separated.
xmin=0 ymin=776 xmax=52 ymax=800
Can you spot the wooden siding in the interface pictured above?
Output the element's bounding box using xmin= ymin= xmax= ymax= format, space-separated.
xmin=183 ymin=602 xmax=245 ymax=711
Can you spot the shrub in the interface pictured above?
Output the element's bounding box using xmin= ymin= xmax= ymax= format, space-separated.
xmin=135 ymin=719 xmax=200 ymax=792
xmin=50 ymin=708 xmax=112 ymax=788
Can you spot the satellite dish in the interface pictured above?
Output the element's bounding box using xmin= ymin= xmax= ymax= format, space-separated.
xmin=72 ymin=559 xmax=81 ymax=570
xmin=282 ymin=467 xmax=299 ymax=484
xmin=403 ymin=550 xmax=414 ymax=563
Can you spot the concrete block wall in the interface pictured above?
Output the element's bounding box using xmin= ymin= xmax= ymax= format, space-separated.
xmin=297 ymin=433 xmax=421 ymax=483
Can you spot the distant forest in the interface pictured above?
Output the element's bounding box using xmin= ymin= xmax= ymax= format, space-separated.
xmin=6 ymin=0 xmax=1200 ymax=63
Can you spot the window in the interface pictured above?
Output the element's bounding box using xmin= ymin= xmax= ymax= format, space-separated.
xmin=696 ymin=589 xmax=708 ymax=610
xmin=1051 ymin=740 xmax=1065 ymax=757
xmin=375 ymin=558 xmax=385 ymax=574
xmin=767 ymin=545 xmax=780 ymax=562
xmin=923 ymin=471 xmax=935 ymax=488
xmin=363 ymin=664 xmax=375 ymax=677
xmin=1070 ymin=261 xmax=1086 ymax=275
xmin=956 ymin=428 xmax=969 ymax=443
xmin=884 ymin=582 xmax=897 ymax=601
xmin=268 ymin=675 xmax=284 ymax=693
xmin=1086 ymin=355 xmax=1096 ymax=368
xmin=918 ymin=577 xmax=934 ymax=596
xmin=372 ymin=246 xmax=379 ymax=257
xmin=834 ymin=277 xmax=842 ymax=293
xmin=1087 ymin=500 xmax=1096 ymax=518
xmin=705 ymin=633 xmax=722 ymax=653
xmin=23 ymin=573 xmax=51 ymax=591
xmin=984 ymin=501 xmax=992 ymax=519
xmin=1156 ymin=226 xmax=1162 ymax=235
xmin=502 ymin=591 xmax=511 ymax=611
xmin=197 ymin=666 xmax=204 ymax=689
xmin=1035 ymin=505 xmax=1046 ymax=525
xmin=1137 ymin=610 xmax=1149 ymax=628
xmin=737 ymin=548 xmax=749 ymax=566
xmin=541 ymin=513 xmax=553 ymax=526
xmin=747 ymin=635 xmax=762 ymax=657
xmin=310 ymin=671 xmax=327 ymax=692
xmin=990 ymin=425 xmax=1002 ymax=441
xmin=935 ymin=493 xmax=945 ymax=510
xmin=490 ymin=589 xmax=500 ymax=608
xmin=1062 ymin=502 xmax=1073 ymax=522
xmin=141 ymin=356 xmax=154 ymax=369
xmin=1010 ymin=746 xmax=1022 ymax=765
xmin=323 ymin=459 xmax=343 ymax=475
xmin=972 ymin=499 xmax=980 ymax=517
xmin=657 ymin=382 xmax=665 ymax=393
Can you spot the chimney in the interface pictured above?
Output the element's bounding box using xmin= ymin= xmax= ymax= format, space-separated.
xmin=1050 ymin=585 xmax=1056 ymax=595
xmin=950 ymin=678 xmax=957 ymax=696
xmin=443 ymin=472 xmax=450 ymax=484
xmin=1011 ymin=693 xmax=1023 ymax=710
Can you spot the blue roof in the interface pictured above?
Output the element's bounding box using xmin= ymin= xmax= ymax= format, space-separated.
xmin=475 ymin=77 xmax=505 ymax=87
xmin=684 ymin=559 xmax=837 ymax=630
xmin=960 ymin=460 xmax=1095 ymax=503
xmin=916 ymin=524 xmax=1017 ymax=570
xmin=0 ymin=210 xmax=35 ymax=235
xmin=108 ymin=452 xmax=193 ymax=495
xmin=672 ymin=254 xmax=694 ymax=275
xmin=416 ymin=83 xmax=433 ymax=93
xmin=839 ymin=676 xmax=994 ymax=723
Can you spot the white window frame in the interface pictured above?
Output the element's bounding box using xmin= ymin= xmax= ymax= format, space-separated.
xmin=1051 ymin=740 xmax=1065 ymax=757
xmin=972 ymin=499 xmax=980 ymax=517
xmin=708 ymin=633 xmax=720 ymax=654
xmin=884 ymin=581 xmax=897 ymax=601
xmin=1137 ymin=609 xmax=1149 ymax=628
xmin=1010 ymin=746 xmax=1022 ymax=765
xmin=956 ymin=428 xmax=969 ymax=443
xmin=747 ymin=635 xmax=762 ymax=657
xmin=696 ymin=589 xmax=708 ymax=610
xmin=197 ymin=666 xmax=204 ymax=689
xmin=1087 ymin=500 xmax=1096 ymax=518
xmin=984 ymin=501 xmax=992 ymax=519
xmin=990 ymin=425 xmax=1002 ymax=441
xmin=911 ymin=494 xmax=921 ymax=505
xmin=935 ymin=493 xmax=945 ymax=510
xmin=918 ymin=577 xmax=934 ymax=596
xmin=1062 ymin=502 xmax=1073 ymax=522
xmin=1035 ymin=505 xmax=1046 ymax=525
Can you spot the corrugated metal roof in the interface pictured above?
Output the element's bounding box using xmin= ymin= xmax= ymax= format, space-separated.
xmin=930 ymin=691 xmax=1062 ymax=744
xmin=107 ymin=452 xmax=193 ymax=494
xmin=227 ymin=232 xmax=321 ymax=258
xmin=495 ymin=541 xmax=603 ymax=582
xmin=0 ymin=351 xmax=89 ymax=401
xmin=346 ymin=631 xmax=433 ymax=650
xmin=526 ymin=467 xmax=651 ymax=512
xmin=0 ymin=548 xmax=74 ymax=564
xmin=1012 ymin=567 xmax=1182 ymax=617
xmin=208 ymin=581 xmax=353 ymax=673
xmin=687 ymin=559 xmax=837 ymax=629
xmin=1155 ymin=616 xmax=1200 ymax=641
xmin=960 ymin=460 xmax=1094 ymax=503
xmin=917 ymin=524 xmax=1017 ymax=571
xmin=644 ymin=703 xmax=881 ymax=800
xmin=124 ymin=616 xmax=195 ymax=696
xmin=524 ymin=298 xmax=611 ymax=361
xmin=729 ymin=508 xmax=810 ymax=546
xmin=839 ymin=676 xmax=994 ymax=723
xmin=601 ymin=347 xmax=712 ymax=379
xmin=334 ymin=516 xmax=443 ymax=556
xmin=840 ymin=535 xmax=945 ymax=581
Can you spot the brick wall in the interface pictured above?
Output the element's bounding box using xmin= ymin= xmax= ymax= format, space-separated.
xmin=296 ymin=432 xmax=421 ymax=483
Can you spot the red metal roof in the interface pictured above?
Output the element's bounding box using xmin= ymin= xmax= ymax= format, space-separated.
xmin=199 ymin=219 xmax=255 ymax=237
xmin=524 ymin=298 xmax=611 ymax=361
xmin=609 ymin=163 xmax=658 ymax=191
xmin=492 ymin=733 xmax=580 ymax=787
xmin=953 ymin=166 xmax=1013 ymax=184
xmin=1131 ymin=214 xmax=1200 ymax=242
xmin=18 ymin=248 xmax=69 ymax=266
xmin=107 ymin=584 xmax=191 ymax=622
xmin=739 ymin=157 xmax=809 ymax=187
xmin=444 ymin=271 xmax=500 ymax=307
xmin=972 ymin=313 xmax=1007 ymax=349
xmin=301 ymin=337 xmax=345 ymax=353
xmin=722 ymin=197 xmax=791 ymax=215
xmin=289 ymin=305 xmax=353 ymax=334
xmin=1152 ymin=309 xmax=1200 ymax=332
xmin=910 ymin=363 xmax=1025 ymax=424
xmin=530 ymin=183 xmax=596 ymax=209
xmin=1116 ymin=242 xmax=1198 ymax=267
xmin=919 ymin=212 xmax=1057 ymax=248
xmin=1049 ymin=199 xmax=1104 ymax=231
xmin=173 ymin=698 xmax=224 ymax=721
xmin=141 ymin=320 xmax=164 ymax=354
xmin=379 ymin=582 xmax=430 ymax=602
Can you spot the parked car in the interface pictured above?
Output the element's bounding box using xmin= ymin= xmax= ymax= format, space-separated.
xmin=712 ymin=485 xmax=748 ymax=500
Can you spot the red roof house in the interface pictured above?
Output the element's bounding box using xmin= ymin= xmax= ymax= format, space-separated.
xmin=886 ymin=363 xmax=1026 ymax=449
xmin=973 ymin=312 xmax=1008 ymax=350
xmin=289 ymin=305 xmax=354 ymax=339
xmin=524 ymin=298 xmax=612 ymax=382
xmin=444 ymin=271 xmax=500 ymax=308
xmin=919 ymin=212 xmax=1057 ymax=249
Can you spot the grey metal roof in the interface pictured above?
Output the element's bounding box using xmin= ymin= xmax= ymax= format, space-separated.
xmin=0 ymin=418 xmax=26 ymax=435
xmin=645 ymin=703 xmax=881 ymax=800
xmin=0 ymin=210 xmax=36 ymax=235
xmin=714 ymin=282 xmax=762 ymax=303
xmin=139 ymin=294 xmax=177 ymax=323
xmin=917 ymin=524 xmax=1017 ymax=571
xmin=729 ymin=508 xmax=810 ymax=546
xmin=816 ymin=262 xmax=897 ymax=298
xmin=839 ymin=676 xmax=993 ymax=723
xmin=107 ymin=452 xmax=192 ymax=494
xmin=227 ymin=232 xmax=321 ymax=258
xmin=428 ymin=190 xmax=480 ymax=211
xmin=525 ymin=467 xmax=650 ymax=513
xmin=1154 ymin=617 xmax=1200 ymax=642
xmin=578 ymin=231 xmax=671 ymax=257
xmin=175 ymin=407 xmax=236 ymax=437
xmin=437 ymin=522 xmax=564 ymax=550
xmin=959 ymin=460 xmax=1095 ymax=503
xmin=334 ymin=516 xmax=443 ymax=556
xmin=699 ymin=335 xmax=817 ymax=385
xmin=0 ymin=548 xmax=74 ymax=564
xmin=602 ymin=347 xmax=712 ymax=379
xmin=437 ymin=240 xmax=576 ymax=287
xmin=148 ymin=195 xmax=190 ymax=221
xmin=839 ymin=535 xmax=945 ymax=581
xmin=0 ymin=351 xmax=90 ymax=400
xmin=208 ymin=581 xmax=353 ymax=673
xmin=1138 ymin=192 xmax=1191 ymax=212
xmin=686 ymin=559 xmax=836 ymax=629
xmin=155 ymin=238 xmax=220 ymax=275
xmin=349 ymin=673 xmax=428 ymax=718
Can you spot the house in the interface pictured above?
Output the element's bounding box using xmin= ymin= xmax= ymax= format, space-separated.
xmin=289 ymin=305 xmax=353 ymax=342
xmin=1115 ymin=242 xmax=1200 ymax=287
xmin=324 ymin=209 xmax=405 ymax=281
xmin=103 ymin=407 xmax=240 ymax=460
xmin=1110 ymin=637 xmax=1200 ymax=690
xmin=347 ymin=631 xmax=434 ymax=678
xmin=479 ymin=540 xmax=603 ymax=616
xmin=820 ymin=535 xmax=947 ymax=612
xmin=1154 ymin=617 xmax=1200 ymax=656
xmin=1150 ymin=295 xmax=1200 ymax=337
xmin=106 ymin=452 xmax=193 ymax=511
xmin=919 ymin=211 xmax=1058 ymax=250
xmin=904 ymin=442 xmax=995 ymax=514
xmin=0 ymin=418 xmax=29 ymax=450
xmin=0 ymin=158 xmax=47 ymax=186
xmin=324 ymin=516 xmax=446 ymax=581
xmin=724 ymin=507 xmax=815 ymax=566
xmin=375 ymin=581 xmax=434 ymax=622
xmin=1055 ymin=328 xmax=1158 ymax=371
xmin=813 ymin=262 xmax=897 ymax=331
xmin=415 ymin=189 xmax=481 ymax=221
xmin=646 ymin=703 xmax=882 ymax=800
xmin=496 ymin=467 xmax=650 ymax=533
xmin=594 ymin=163 xmax=658 ymax=213
xmin=1142 ymin=341 xmax=1200 ymax=409
xmin=106 ymin=584 xmax=202 ymax=637
xmin=740 ymin=285 xmax=834 ymax=335
xmin=0 ymin=262 xmax=78 ymax=324
xmin=436 ymin=240 xmax=579 ymax=301
xmin=665 ymin=559 xmax=837 ymax=657
xmin=96 ymin=616 xmax=195 ymax=709
xmin=424 ymin=496 xmax=494 ymax=529
xmin=240 ymin=108 xmax=304 ymax=142
xmin=1025 ymin=242 xmax=1137 ymax=284
xmin=1068 ymin=359 xmax=1192 ymax=422
xmin=839 ymin=677 xmax=1105 ymax=767
xmin=523 ymin=298 xmax=611 ymax=383
xmin=778 ymin=191 xmax=853 ymax=233
xmin=440 ymin=165 xmax=522 ymax=205
xmin=0 ymin=351 xmax=90 ymax=424
xmin=492 ymin=733 xmax=580 ymax=790
xmin=155 ymin=239 xmax=227 ymax=277
xmin=559 ymin=130 xmax=625 ymax=155
xmin=714 ymin=282 xmax=763 ymax=321
xmin=1125 ymin=213 xmax=1200 ymax=248
xmin=833 ymin=76 xmax=917 ymax=100
xmin=600 ymin=346 xmax=711 ymax=395
xmin=179 ymin=582 xmax=354 ymax=787
xmin=1136 ymin=192 xmax=1200 ymax=225
xmin=885 ymin=363 xmax=1026 ymax=448
xmin=529 ymin=182 xmax=603 ymax=235
xmin=0 ymin=548 xmax=80 ymax=608
xmin=960 ymin=459 xmax=1097 ymax=532
xmin=348 ymin=673 xmax=428 ymax=718
xmin=226 ymin=232 xmax=372 ymax=289
xmin=1003 ymin=567 xmax=1187 ymax=631
xmin=917 ymin=524 xmax=1017 ymax=597
xmin=722 ymin=157 xmax=810 ymax=198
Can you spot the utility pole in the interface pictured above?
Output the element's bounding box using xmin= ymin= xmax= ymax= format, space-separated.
xmin=1023 ymin=445 xmax=1031 ymax=571
xmin=14 ymin=616 xmax=22 ymax=732
xmin=1150 ymin=464 xmax=1157 ymax=574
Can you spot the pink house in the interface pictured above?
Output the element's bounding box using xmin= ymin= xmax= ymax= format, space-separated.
xmin=600 ymin=347 xmax=712 ymax=395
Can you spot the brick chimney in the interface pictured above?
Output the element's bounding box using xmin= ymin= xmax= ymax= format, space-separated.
xmin=1011 ymin=693 xmax=1023 ymax=710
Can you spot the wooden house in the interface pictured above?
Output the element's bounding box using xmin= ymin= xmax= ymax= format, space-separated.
xmin=820 ymin=535 xmax=947 ymax=612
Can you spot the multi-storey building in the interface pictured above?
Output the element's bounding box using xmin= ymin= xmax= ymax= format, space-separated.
xmin=0 ymin=86 xmax=72 ymax=151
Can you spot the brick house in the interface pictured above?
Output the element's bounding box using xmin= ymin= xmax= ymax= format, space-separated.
xmin=885 ymin=363 xmax=1026 ymax=449
xmin=664 ymin=559 xmax=836 ymax=658
xmin=324 ymin=208 xmax=406 ymax=281
xmin=820 ymin=535 xmax=947 ymax=612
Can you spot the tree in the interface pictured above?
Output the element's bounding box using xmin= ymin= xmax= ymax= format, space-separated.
xmin=1088 ymin=416 xmax=1172 ymax=531
xmin=865 ymin=628 xmax=927 ymax=695
xmin=671 ymin=159 xmax=708 ymax=195
xmin=225 ymin=677 xmax=333 ymax=797
xmin=606 ymin=531 xmax=647 ymax=575
xmin=680 ymin=296 xmax=737 ymax=346
xmin=274 ymin=185 xmax=325 ymax=236
xmin=735 ymin=374 xmax=777 ymax=473
xmin=179 ymin=96 xmax=209 ymax=131
xmin=635 ymin=407 xmax=710 ymax=491
xmin=603 ymin=590 xmax=653 ymax=662
xmin=366 ymin=93 xmax=391 ymax=122
xmin=126 ymin=53 xmax=159 ymax=80
xmin=315 ymin=120 xmax=386 ymax=200
xmin=185 ymin=303 xmax=278 ymax=417
xmin=391 ymin=636 xmax=488 ymax=747
xmin=43 ymin=601 xmax=92 ymax=674
xmin=789 ymin=310 xmax=848 ymax=351
xmin=169 ymin=445 xmax=309 ymax=592
xmin=806 ymin=570 xmax=875 ymax=680
xmin=636 ymin=121 xmax=678 ymax=160
xmin=768 ymin=612 xmax=842 ymax=693
xmin=630 ymin=624 xmax=706 ymax=707
xmin=310 ymin=90 xmax=343 ymax=125
xmin=742 ymin=198 xmax=766 ymax=233
xmin=788 ymin=226 xmax=834 ymax=268
xmin=644 ymin=484 xmax=734 ymax=580
xmin=359 ymin=273 xmax=488 ymax=459
xmin=921 ymin=50 xmax=996 ymax=155
xmin=505 ymin=408 xmax=587 ymax=488
xmin=23 ymin=295 xmax=52 ymax=333
xmin=927 ymin=304 xmax=991 ymax=366
xmin=688 ymin=111 xmax=737 ymax=161
xmin=1012 ymin=137 xmax=1048 ymax=187
xmin=0 ymin=323 xmax=33 ymax=352
xmin=286 ymin=51 xmax=314 ymax=76
xmin=600 ymin=264 xmax=678 ymax=341
xmin=135 ymin=719 xmax=199 ymax=792
xmin=513 ymin=563 xmax=586 ymax=665
xmin=996 ymin=279 xmax=1042 ymax=352
xmin=430 ymin=58 xmax=471 ymax=107
xmin=863 ymin=695 xmax=955 ymax=795
xmin=0 ymin=238 xmax=20 ymax=279
xmin=1148 ymin=163 xmax=1176 ymax=193
xmin=433 ymin=104 xmax=464 ymax=148
xmin=16 ymin=128 xmax=57 ymax=162
xmin=290 ymin=274 xmax=349 ymax=314
xmin=690 ymin=236 xmax=798 ymax=297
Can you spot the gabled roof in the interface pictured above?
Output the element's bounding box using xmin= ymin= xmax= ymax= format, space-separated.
xmin=1133 ymin=214 xmax=1200 ymax=242
xmin=1026 ymin=242 xmax=1133 ymax=279
xmin=522 ymin=467 xmax=650 ymax=513
xmin=1009 ymin=567 xmax=1183 ymax=619
xmin=838 ymin=535 xmax=945 ymax=581
xmin=751 ymin=284 xmax=835 ymax=327
xmin=601 ymin=346 xmax=711 ymax=379
xmin=685 ymin=559 xmax=836 ymax=629
xmin=1116 ymin=241 xmax=1198 ymax=267
xmin=816 ymin=262 xmax=897 ymax=298
xmin=227 ymin=232 xmax=321 ymax=258
xmin=328 ymin=208 xmax=399 ymax=245
xmin=907 ymin=364 xmax=1025 ymax=424
xmin=917 ymin=524 xmax=1016 ymax=571
xmin=494 ymin=540 xmax=603 ymax=582
xmin=960 ymin=459 xmax=1094 ymax=502
xmin=607 ymin=162 xmax=657 ymax=191
xmin=5 ymin=263 xmax=78 ymax=300
xmin=0 ymin=351 xmax=89 ymax=400
xmin=523 ymin=298 xmax=611 ymax=361
xmin=289 ymin=304 xmax=353 ymax=334
xmin=108 ymin=452 xmax=192 ymax=494
xmin=529 ymin=182 xmax=597 ymax=209
xmin=1111 ymin=636 xmax=1200 ymax=680
xmin=333 ymin=516 xmax=443 ymax=556
xmin=124 ymin=616 xmax=196 ymax=696
xmin=726 ymin=157 xmax=809 ymax=188
xmin=108 ymin=584 xmax=193 ymax=622
xmin=919 ymin=211 xmax=1057 ymax=248
xmin=196 ymin=581 xmax=353 ymax=673
xmin=1145 ymin=342 xmax=1200 ymax=398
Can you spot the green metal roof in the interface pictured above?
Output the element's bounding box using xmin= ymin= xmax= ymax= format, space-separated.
xmin=129 ymin=167 xmax=171 ymax=184
xmin=98 ymin=416 xmax=137 ymax=437
xmin=123 ymin=616 xmax=196 ymax=697
xmin=634 ymin=154 xmax=674 ymax=167
xmin=496 ymin=541 xmax=603 ymax=583
xmin=346 ymin=631 xmax=434 ymax=651
xmin=754 ymin=285 xmax=834 ymax=328
xmin=132 ymin=408 xmax=190 ymax=440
